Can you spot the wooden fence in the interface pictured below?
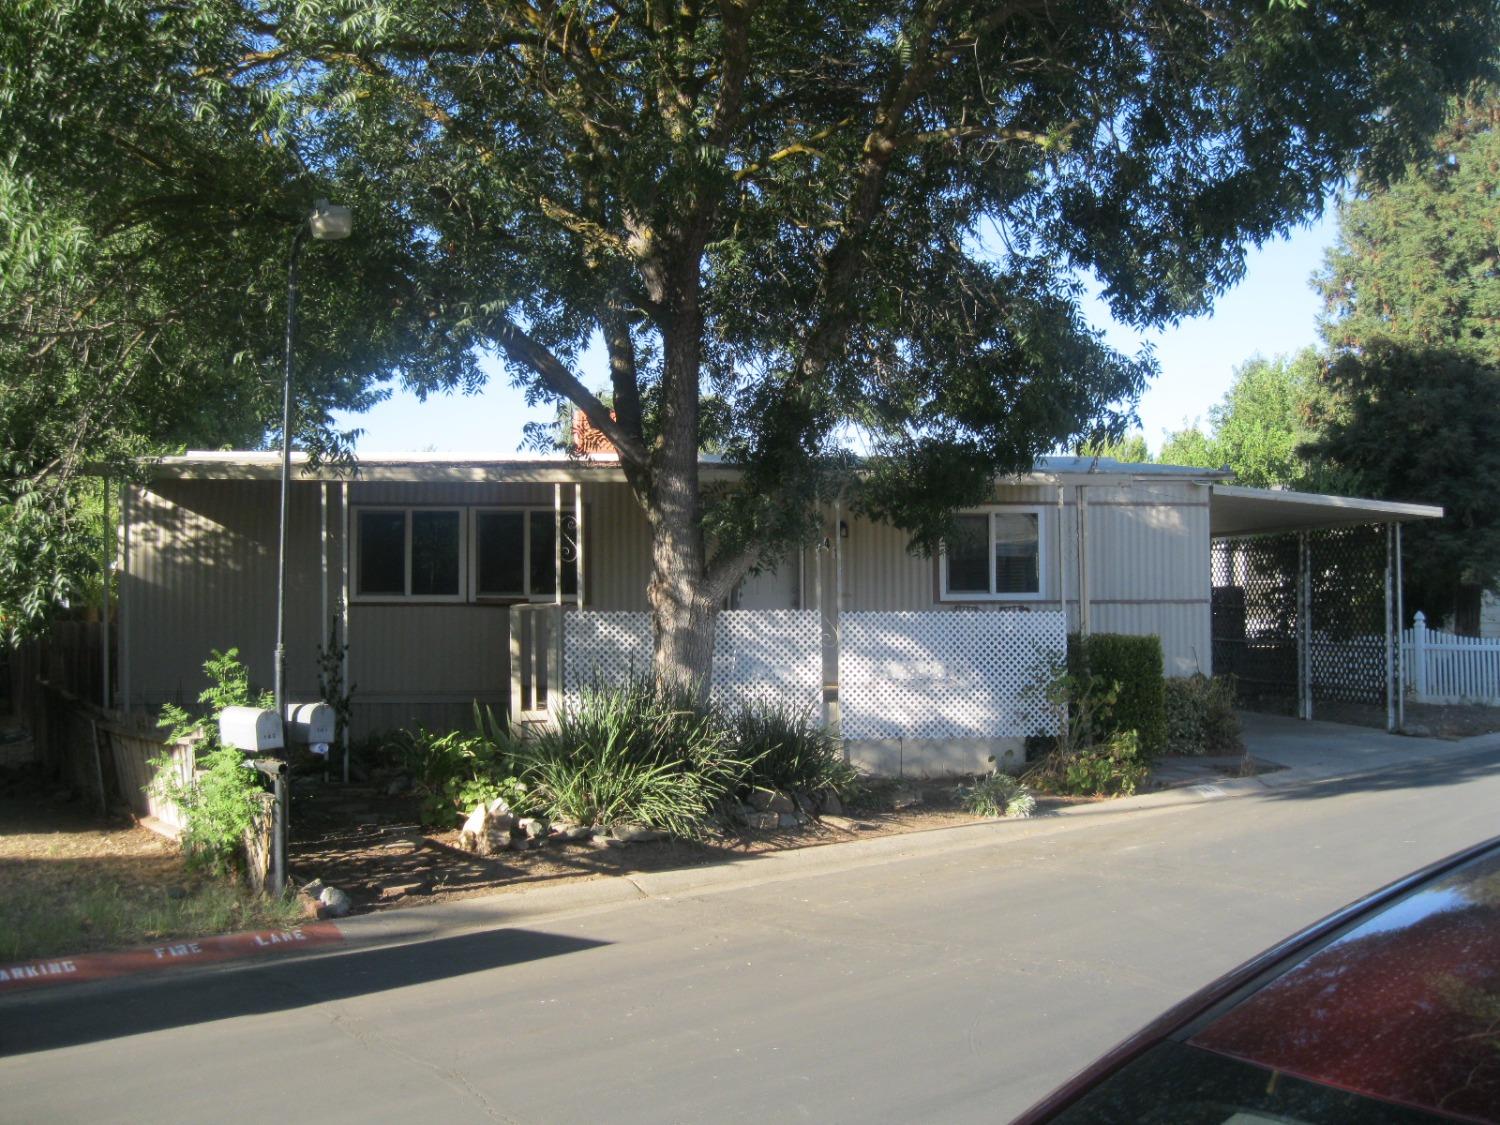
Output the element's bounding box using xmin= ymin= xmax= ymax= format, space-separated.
xmin=1406 ymin=612 xmax=1500 ymax=705
xmin=30 ymin=681 xmax=190 ymax=832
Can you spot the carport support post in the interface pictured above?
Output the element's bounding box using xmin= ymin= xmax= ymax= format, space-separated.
xmin=1386 ymin=522 xmax=1397 ymax=733
xmin=1297 ymin=532 xmax=1312 ymax=721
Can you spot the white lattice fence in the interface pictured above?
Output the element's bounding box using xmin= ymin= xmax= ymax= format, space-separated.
xmin=563 ymin=610 xmax=821 ymax=712
xmin=839 ymin=611 xmax=1066 ymax=740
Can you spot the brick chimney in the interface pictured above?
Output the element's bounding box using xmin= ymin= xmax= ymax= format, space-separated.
xmin=571 ymin=408 xmax=616 ymax=457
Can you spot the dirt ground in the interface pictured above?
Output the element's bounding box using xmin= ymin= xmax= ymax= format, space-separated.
xmin=287 ymin=780 xmax=990 ymax=915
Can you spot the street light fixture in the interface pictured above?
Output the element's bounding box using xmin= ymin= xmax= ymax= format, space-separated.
xmin=267 ymin=198 xmax=351 ymax=897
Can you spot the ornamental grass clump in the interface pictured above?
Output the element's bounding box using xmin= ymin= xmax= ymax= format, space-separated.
xmin=731 ymin=701 xmax=859 ymax=799
xmin=516 ymin=681 xmax=744 ymax=837
xmin=956 ymin=768 xmax=1037 ymax=819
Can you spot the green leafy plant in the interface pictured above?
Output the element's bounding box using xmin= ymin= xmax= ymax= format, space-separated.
xmin=1164 ymin=674 xmax=1242 ymax=756
xmin=517 ymin=681 xmax=745 ymax=836
xmin=1060 ymin=731 xmax=1148 ymax=797
xmin=387 ymin=710 xmax=531 ymax=827
xmin=731 ymin=701 xmax=858 ymax=798
xmin=150 ymin=648 xmax=271 ymax=876
xmin=1023 ymin=661 xmax=1151 ymax=798
xmin=956 ymin=765 xmax=1036 ymax=819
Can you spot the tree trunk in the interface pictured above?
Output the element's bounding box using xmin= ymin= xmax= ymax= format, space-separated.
xmin=645 ymin=267 xmax=718 ymax=699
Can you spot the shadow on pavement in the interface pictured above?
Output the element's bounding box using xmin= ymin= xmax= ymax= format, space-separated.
xmin=0 ymin=926 xmax=606 ymax=1058
xmin=1258 ymin=747 xmax=1500 ymax=802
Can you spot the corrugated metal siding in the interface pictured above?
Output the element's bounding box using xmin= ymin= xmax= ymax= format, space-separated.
xmin=124 ymin=479 xmax=331 ymax=712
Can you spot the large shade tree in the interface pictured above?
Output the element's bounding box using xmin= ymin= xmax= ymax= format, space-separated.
xmin=1310 ymin=88 xmax=1500 ymax=633
xmin=4 ymin=0 xmax=1496 ymax=680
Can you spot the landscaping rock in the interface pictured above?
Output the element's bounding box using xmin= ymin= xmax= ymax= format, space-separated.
xmin=612 ymin=824 xmax=666 ymax=844
xmin=550 ymin=823 xmax=594 ymax=842
xmin=385 ymin=774 xmax=412 ymax=797
xmin=815 ymin=788 xmax=844 ymax=816
xmin=747 ymin=786 xmax=795 ymax=814
xmin=516 ymin=816 xmax=549 ymax=842
xmin=778 ymin=812 xmax=804 ymax=829
xmin=300 ymin=878 xmax=327 ymax=899
xmin=318 ymin=886 xmax=352 ymax=918
xmin=792 ymin=791 xmax=818 ymax=816
xmin=459 ymin=804 xmax=516 ymax=856
xmin=589 ymin=835 xmax=626 ymax=849
xmin=745 ymin=811 xmax=779 ymax=831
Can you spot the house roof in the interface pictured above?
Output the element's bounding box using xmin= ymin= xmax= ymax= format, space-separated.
xmin=151 ymin=450 xmax=1234 ymax=484
xmin=1210 ymin=484 xmax=1443 ymax=537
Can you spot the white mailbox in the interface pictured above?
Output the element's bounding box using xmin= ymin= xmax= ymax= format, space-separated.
xmin=218 ymin=707 xmax=284 ymax=753
xmin=283 ymin=702 xmax=336 ymax=746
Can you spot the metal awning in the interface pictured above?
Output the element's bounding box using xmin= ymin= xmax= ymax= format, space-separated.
xmin=1211 ymin=485 xmax=1442 ymax=537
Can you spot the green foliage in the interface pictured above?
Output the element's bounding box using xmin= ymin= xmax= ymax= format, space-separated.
xmin=1023 ymin=658 xmax=1150 ymax=797
xmin=1155 ymin=350 xmax=1329 ymax=488
xmin=1316 ymin=91 xmax=1500 ymax=367
xmin=1067 ymin=634 xmax=1167 ymax=757
xmin=956 ymin=767 xmax=1037 ymax=819
xmin=517 ymin=683 xmax=744 ymax=837
xmin=150 ymin=649 xmax=271 ymax=876
xmin=386 ymin=710 xmax=532 ymax=828
xmin=1075 ymin=432 xmax=1151 ymax=465
xmin=6 ymin=0 xmax=1492 ymax=661
xmin=730 ymin=702 xmax=859 ymax=798
xmin=1304 ymin=88 xmax=1500 ymax=632
xmin=1164 ymin=675 xmax=1244 ymax=757
xmin=1060 ymin=731 xmax=1149 ymax=798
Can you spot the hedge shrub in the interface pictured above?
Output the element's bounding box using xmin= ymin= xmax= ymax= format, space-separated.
xmin=1164 ymin=674 xmax=1242 ymax=756
xmin=1067 ymin=633 xmax=1167 ymax=757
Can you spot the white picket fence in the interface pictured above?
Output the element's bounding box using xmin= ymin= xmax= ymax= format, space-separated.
xmin=1407 ymin=611 xmax=1500 ymax=704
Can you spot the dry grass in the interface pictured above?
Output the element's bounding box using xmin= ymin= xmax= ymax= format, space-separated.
xmin=0 ymin=766 xmax=304 ymax=961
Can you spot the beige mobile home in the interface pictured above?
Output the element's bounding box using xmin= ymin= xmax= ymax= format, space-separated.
xmin=115 ymin=452 xmax=1438 ymax=772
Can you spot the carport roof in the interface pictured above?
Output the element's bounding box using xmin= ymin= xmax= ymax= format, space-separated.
xmin=1210 ymin=484 xmax=1443 ymax=537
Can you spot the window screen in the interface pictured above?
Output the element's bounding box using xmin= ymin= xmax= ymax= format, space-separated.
xmin=357 ymin=511 xmax=406 ymax=596
xmin=993 ymin=513 xmax=1039 ymax=594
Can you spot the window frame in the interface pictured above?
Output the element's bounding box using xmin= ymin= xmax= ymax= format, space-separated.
xmin=938 ymin=506 xmax=1047 ymax=602
xmin=469 ymin=506 xmax=580 ymax=604
xmin=352 ymin=506 xmax=468 ymax=604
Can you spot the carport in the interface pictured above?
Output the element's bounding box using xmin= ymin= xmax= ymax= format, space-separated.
xmin=1209 ymin=485 xmax=1443 ymax=732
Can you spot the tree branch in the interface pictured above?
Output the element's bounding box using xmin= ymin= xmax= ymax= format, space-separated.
xmin=490 ymin=318 xmax=648 ymax=467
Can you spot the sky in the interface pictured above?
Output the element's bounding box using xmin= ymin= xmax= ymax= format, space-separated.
xmin=333 ymin=209 xmax=1342 ymax=458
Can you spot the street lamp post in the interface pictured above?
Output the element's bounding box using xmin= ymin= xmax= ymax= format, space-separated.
xmin=268 ymin=199 xmax=351 ymax=896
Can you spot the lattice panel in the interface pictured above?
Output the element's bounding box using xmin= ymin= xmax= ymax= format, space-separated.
xmin=1211 ymin=535 xmax=1299 ymax=712
xmin=839 ymin=611 xmax=1066 ymax=741
xmin=1307 ymin=525 xmax=1391 ymax=705
xmin=562 ymin=610 xmax=820 ymax=713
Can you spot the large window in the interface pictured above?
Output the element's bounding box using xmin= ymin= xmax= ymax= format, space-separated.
xmin=354 ymin=507 xmax=578 ymax=603
xmin=941 ymin=509 xmax=1044 ymax=600
xmin=473 ymin=509 xmax=578 ymax=600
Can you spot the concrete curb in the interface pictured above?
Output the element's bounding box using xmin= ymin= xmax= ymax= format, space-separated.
xmin=0 ymin=922 xmax=344 ymax=995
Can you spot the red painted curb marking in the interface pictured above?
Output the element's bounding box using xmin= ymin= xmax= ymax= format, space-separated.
xmin=0 ymin=922 xmax=344 ymax=993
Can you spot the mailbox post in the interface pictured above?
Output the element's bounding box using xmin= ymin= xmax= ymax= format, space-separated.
xmin=218 ymin=706 xmax=288 ymax=895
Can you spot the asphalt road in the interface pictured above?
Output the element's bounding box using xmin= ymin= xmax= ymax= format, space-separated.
xmin=6 ymin=754 xmax=1500 ymax=1124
